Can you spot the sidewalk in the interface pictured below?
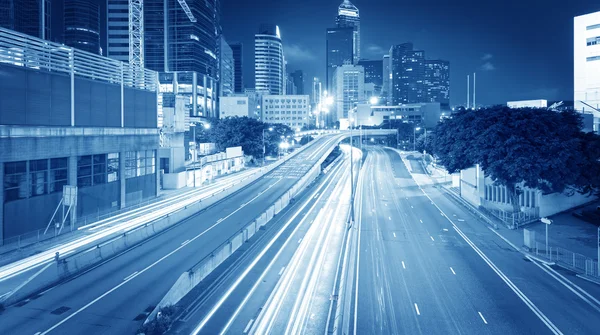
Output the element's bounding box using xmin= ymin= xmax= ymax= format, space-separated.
xmin=0 ymin=167 xmax=259 ymax=267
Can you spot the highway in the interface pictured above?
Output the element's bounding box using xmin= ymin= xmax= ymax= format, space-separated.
xmin=349 ymin=146 xmax=600 ymax=335
xmin=0 ymin=135 xmax=342 ymax=335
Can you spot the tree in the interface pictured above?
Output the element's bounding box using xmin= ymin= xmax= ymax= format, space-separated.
xmin=396 ymin=122 xmax=415 ymax=143
xmin=415 ymin=131 xmax=435 ymax=154
xmin=433 ymin=106 xmax=588 ymax=212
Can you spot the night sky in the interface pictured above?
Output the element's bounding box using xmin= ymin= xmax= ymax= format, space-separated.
xmin=222 ymin=0 xmax=600 ymax=106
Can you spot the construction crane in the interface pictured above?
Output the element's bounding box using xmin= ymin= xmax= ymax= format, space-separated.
xmin=128 ymin=0 xmax=197 ymax=70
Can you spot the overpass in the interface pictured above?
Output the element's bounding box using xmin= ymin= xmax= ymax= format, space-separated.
xmin=296 ymin=128 xmax=397 ymax=138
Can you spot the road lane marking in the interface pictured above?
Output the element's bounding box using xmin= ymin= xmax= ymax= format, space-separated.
xmin=457 ymin=219 xmax=465 ymax=222
xmin=443 ymin=228 xmax=448 ymax=232
xmin=478 ymin=312 xmax=488 ymax=324
xmin=385 ymin=203 xmax=388 ymax=206
xmin=528 ymin=257 xmax=600 ymax=313
xmin=298 ymin=238 xmax=303 ymax=244
xmin=394 ymin=148 xmax=563 ymax=335
xmin=181 ymin=239 xmax=191 ymax=246
xmin=430 ymin=236 xmax=435 ymax=242
xmin=410 ymin=205 xmax=413 ymax=208
xmin=389 ymin=216 xmax=391 ymax=220
xmin=402 ymin=261 xmax=406 ymax=269
xmin=414 ymin=303 xmax=420 ymax=315
xmin=419 ymin=219 xmax=423 ymax=223
xmin=123 ymin=271 xmax=138 ymax=281
xmin=278 ymin=267 xmax=286 ymax=276
xmin=216 ymin=218 xmax=224 ymax=223
xmin=393 ymin=232 xmax=396 ymax=238
xmin=243 ymin=319 xmax=254 ymax=333
xmin=450 ymin=267 xmax=456 ymax=275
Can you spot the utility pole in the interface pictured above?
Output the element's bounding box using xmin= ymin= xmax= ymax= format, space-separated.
xmin=541 ymin=217 xmax=552 ymax=257
xmin=349 ymin=124 xmax=355 ymax=225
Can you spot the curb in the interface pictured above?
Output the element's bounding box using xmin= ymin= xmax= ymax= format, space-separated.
xmin=576 ymin=274 xmax=600 ymax=286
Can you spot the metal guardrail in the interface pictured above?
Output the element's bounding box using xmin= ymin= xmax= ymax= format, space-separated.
xmin=0 ymin=27 xmax=156 ymax=91
xmin=533 ymin=242 xmax=600 ymax=279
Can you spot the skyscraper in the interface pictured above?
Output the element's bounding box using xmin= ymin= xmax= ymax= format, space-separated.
xmin=326 ymin=27 xmax=354 ymax=91
xmin=219 ymin=36 xmax=234 ymax=97
xmin=107 ymin=0 xmax=129 ymax=62
xmin=0 ymin=0 xmax=51 ymax=40
xmin=390 ymin=43 xmax=426 ymax=105
xmin=289 ymin=70 xmax=305 ymax=95
xmin=358 ymin=59 xmax=383 ymax=92
xmin=312 ymin=77 xmax=322 ymax=106
xmin=424 ymin=60 xmax=450 ymax=109
xmin=255 ymin=24 xmax=284 ymax=95
xmin=64 ymin=0 xmax=100 ymax=54
xmin=382 ymin=55 xmax=391 ymax=104
xmin=336 ymin=0 xmax=360 ymax=64
xmin=143 ymin=0 xmax=221 ymax=118
xmin=332 ymin=64 xmax=365 ymax=120
xmin=230 ymin=42 xmax=244 ymax=93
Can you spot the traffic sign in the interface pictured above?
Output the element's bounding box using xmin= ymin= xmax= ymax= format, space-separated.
xmin=541 ymin=217 xmax=552 ymax=225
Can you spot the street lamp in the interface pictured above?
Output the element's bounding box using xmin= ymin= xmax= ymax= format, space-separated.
xmin=262 ymin=127 xmax=273 ymax=166
xmin=413 ymin=127 xmax=421 ymax=152
xmin=369 ymin=96 xmax=378 ymax=105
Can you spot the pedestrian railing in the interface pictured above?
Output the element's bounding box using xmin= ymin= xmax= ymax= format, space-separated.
xmin=533 ymin=242 xmax=600 ymax=279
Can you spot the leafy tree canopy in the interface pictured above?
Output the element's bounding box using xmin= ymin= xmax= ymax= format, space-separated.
xmin=433 ymin=106 xmax=600 ymax=211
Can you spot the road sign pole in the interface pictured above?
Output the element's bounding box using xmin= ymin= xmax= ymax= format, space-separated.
xmin=546 ymin=222 xmax=549 ymax=258
xmin=597 ymin=227 xmax=599 ymax=275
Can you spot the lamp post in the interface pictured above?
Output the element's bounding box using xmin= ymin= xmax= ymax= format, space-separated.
xmin=349 ymin=113 xmax=356 ymax=225
xmin=262 ymin=127 xmax=273 ymax=166
xmin=413 ymin=127 xmax=421 ymax=151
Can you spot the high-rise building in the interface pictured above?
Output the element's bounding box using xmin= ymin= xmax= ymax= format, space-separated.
xmin=424 ymin=60 xmax=450 ymax=109
xmin=382 ymin=55 xmax=391 ymax=104
xmin=358 ymin=59 xmax=383 ymax=92
xmin=312 ymin=77 xmax=322 ymax=106
xmin=289 ymin=70 xmax=305 ymax=95
xmin=144 ymin=0 xmax=221 ymax=118
xmin=64 ymin=0 xmax=101 ymax=54
xmin=255 ymin=24 xmax=284 ymax=95
xmin=336 ymin=0 xmax=360 ymax=64
xmin=230 ymin=42 xmax=244 ymax=93
xmin=332 ymin=64 xmax=365 ymax=120
xmin=574 ymin=11 xmax=600 ymax=132
xmin=285 ymin=75 xmax=297 ymax=95
xmin=390 ymin=43 xmax=426 ymax=105
xmin=107 ymin=0 xmax=129 ymax=62
xmin=0 ymin=0 xmax=51 ymax=40
xmin=219 ymin=36 xmax=234 ymax=97
xmin=326 ymin=27 xmax=354 ymax=91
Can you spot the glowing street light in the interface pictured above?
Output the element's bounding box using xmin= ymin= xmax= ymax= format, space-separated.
xmin=262 ymin=127 xmax=273 ymax=166
xmin=369 ymin=96 xmax=378 ymax=105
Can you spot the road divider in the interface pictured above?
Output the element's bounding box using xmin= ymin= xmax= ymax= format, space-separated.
xmin=146 ymin=149 xmax=330 ymax=323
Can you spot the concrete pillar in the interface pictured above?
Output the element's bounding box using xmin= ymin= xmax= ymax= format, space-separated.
xmin=68 ymin=156 xmax=78 ymax=223
xmin=119 ymin=152 xmax=126 ymax=209
xmin=0 ymin=162 xmax=4 ymax=244
xmin=155 ymin=149 xmax=160 ymax=197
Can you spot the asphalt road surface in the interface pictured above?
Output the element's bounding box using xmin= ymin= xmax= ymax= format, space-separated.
xmin=351 ymin=146 xmax=600 ymax=335
xmin=0 ymin=135 xmax=341 ymax=335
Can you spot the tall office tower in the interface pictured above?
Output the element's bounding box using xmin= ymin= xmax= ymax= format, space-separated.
xmin=574 ymin=11 xmax=600 ymax=132
xmin=285 ymin=75 xmax=297 ymax=94
xmin=0 ymin=0 xmax=51 ymax=39
xmin=336 ymin=0 xmax=360 ymax=64
xmin=382 ymin=54 xmax=391 ymax=103
xmin=255 ymin=24 xmax=284 ymax=95
xmin=424 ymin=60 xmax=450 ymax=109
xmin=64 ymin=0 xmax=101 ymax=54
xmin=289 ymin=70 xmax=305 ymax=95
xmin=312 ymin=77 xmax=322 ymax=106
xmin=107 ymin=0 xmax=129 ymax=62
xmin=326 ymin=27 xmax=354 ymax=91
xmin=230 ymin=42 xmax=244 ymax=93
xmin=390 ymin=43 xmax=426 ymax=105
xmin=332 ymin=64 xmax=365 ymax=121
xmin=357 ymin=59 xmax=383 ymax=93
xmin=219 ymin=36 xmax=234 ymax=97
xmin=144 ymin=0 xmax=221 ymax=118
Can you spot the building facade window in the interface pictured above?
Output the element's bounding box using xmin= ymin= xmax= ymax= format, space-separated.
xmin=125 ymin=152 xmax=137 ymax=179
xmin=49 ymin=158 xmax=68 ymax=193
xmin=30 ymin=159 xmax=48 ymax=197
xmin=108 ymin=153 xmax=119 ymax=182
xmin=4 ymin=161 xmax=27 ymax=202
xmin=78 ymin=154 xmax=108 ymax=187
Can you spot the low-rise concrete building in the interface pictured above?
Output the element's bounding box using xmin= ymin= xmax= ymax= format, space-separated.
xmin=353 ymin=102 xmax=441 ymax=128
xmin=219 ymin=96 xmax=252 ymax=118
xmin=261 ymin=95 xmax=310 ymax=129
xmin=0 ymin=28 xmax=159 ymax=243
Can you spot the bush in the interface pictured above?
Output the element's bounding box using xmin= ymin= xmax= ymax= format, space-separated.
xmin=137 ymin=305 xmax=177 ymax=335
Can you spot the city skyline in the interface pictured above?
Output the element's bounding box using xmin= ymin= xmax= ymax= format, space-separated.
xmin=222 ymin=0 xmax=600 ymax=106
